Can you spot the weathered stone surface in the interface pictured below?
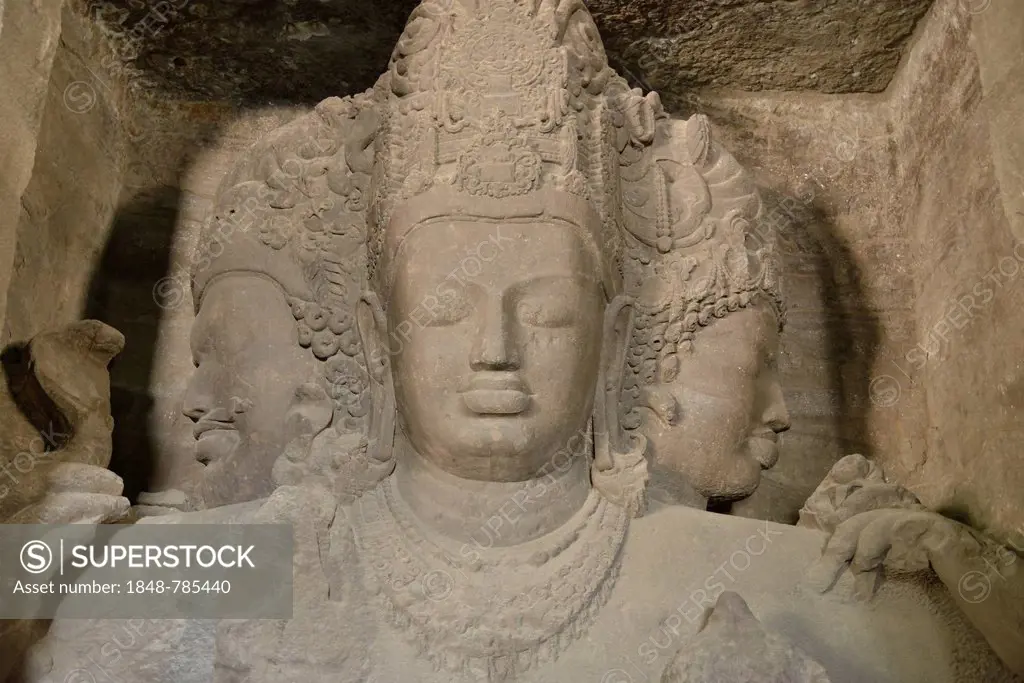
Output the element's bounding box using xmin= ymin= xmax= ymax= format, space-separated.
xmin=9 ymin=0 xmax=1024 ymax=680
xmin=971 ymin=0 xmax=1024 ymax=244
xmin=590 ymin=0 xmax=934 ymax=94
xmin=0 ymin=0 xmax=1006 ymax=541
xmin=112 ymin=102 xmax=309 ymax=497
xmin=2 ymin=5 xmax=1022 ymax=679
xmin=0 ymin=320 xmax=128 ymax=523
xmin=798 ymin=454 xmax=922 ymax=533
xmin=0 ymin=0 xmax=64 ymax=345
xmin=664 ymin=88 xmax=922 ymax=522
xmin=34 ymin=493 xmax=1016 ymax=682
xmin=81 ymin=0 xmax=935 ymax=106
xmin=803 ymin=454 xmax=1024 ymax=674
xmin=664 ymin=0 xmax=1024 ymax=538
xmin=85 ymin=0 xmax=420 ymax=103
xmin=4 ymin=4 xmax=133 ymax=344
xmin=884 ymin=0 xmax=1024 ymax=547
xmin=661 ymin=592 xmax=832 ymax=682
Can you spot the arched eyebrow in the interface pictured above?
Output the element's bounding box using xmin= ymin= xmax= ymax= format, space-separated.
xmin=506 ymin=272 xmax=600 ymax=296
xmin=383 ymin=216 xmax=610 ymax=299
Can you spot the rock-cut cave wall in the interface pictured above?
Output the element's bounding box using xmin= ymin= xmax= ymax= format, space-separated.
xmin=889 ymin=0 xmax=1024 ymax=545
xmin=685 ymin=0 xmax=1024 ymax=539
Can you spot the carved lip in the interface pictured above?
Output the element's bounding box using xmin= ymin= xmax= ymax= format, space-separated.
xmin=193 ymin=420 xmax=236 ymax=440
xmin=747 ymin=431 xmax=780 ymax=469
xmin=461 ymin=373 xmax=531 ymax=415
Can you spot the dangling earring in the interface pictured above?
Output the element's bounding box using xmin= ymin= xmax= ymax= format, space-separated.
xmin=358 ymin=292 xmax=397 ymax=471
xmin=592 ymin=295 xmax=649 ymax=518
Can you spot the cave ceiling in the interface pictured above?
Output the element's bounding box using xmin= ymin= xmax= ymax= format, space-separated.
xmin=88 ymin=0 xmax=935 ymax=105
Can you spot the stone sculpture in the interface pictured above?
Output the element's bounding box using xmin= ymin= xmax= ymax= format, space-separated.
xmin=802 ymin=454 xmax=1024 ymax=673
xmin=0 ymin=320 xmax=129 ymax=525
xmin=179 ymin=102 xmax=387 ymax=509
xmin=24 ymin=1 xmax=1023 ymax=682
xmin=0 ymin=320 xmax=130 ymax=682
xmin=617 ymin=114 xmax=791 ymax=507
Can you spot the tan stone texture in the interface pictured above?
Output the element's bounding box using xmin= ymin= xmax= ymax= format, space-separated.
xmin=1 ymin=0 xmax=1021 ymax=535
xmin=0 ymin=0 xmax=65 ymax=344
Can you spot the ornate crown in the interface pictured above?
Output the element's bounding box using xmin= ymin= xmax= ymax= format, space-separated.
xmin=619 ymin=114 xmax=786 ymax=400
xmin=192 ymin=0 xmax=786 ymax=509
xmin=191 ymin=93 xmax=379 ymax=432
xmin=364 ymin=0 xmax=663 ymax=299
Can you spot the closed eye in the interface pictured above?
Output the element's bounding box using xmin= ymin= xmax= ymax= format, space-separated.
xmin=510 ymin=275 xmax=596 ymax=329
xmin=515 ymin=295 xmax=578 ymax=328
xmin=421 ymin=291 xmax=473 ymax=327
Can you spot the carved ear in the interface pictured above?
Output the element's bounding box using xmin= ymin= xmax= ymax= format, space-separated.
xmin=283 ymin=384 xmax=334 ymax=441
xmin=272 ymin=382 xmax=335 ymax=487
xmin=640 ymin=384 xmax=680 ymax=427
xmin=356 ymin=292 xmax=396 ymax=465
xmin=592 ymin=295 xmax=649 ymax=517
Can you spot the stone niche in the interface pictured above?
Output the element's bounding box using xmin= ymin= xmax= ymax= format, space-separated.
xmin=1 ymin=1 xmax=1023 ymax=682
xmin=0 ymin=0 xmax=1022 ymax=536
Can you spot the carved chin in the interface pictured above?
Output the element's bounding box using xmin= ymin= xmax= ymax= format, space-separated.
xmin=194 ymin=430 xmax=240 ymax=466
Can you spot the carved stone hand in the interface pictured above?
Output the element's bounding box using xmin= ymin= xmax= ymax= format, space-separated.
xmin=807 ymin=506 xmax=961 ymax=594
xmin=798 ymin=454 xmax=924 ymax=534
xmin=803 ymin=455 xmax=1024 ymax=676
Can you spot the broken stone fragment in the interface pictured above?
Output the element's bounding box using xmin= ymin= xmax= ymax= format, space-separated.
xmin=661 ymin=591 xmax=832 ymax=683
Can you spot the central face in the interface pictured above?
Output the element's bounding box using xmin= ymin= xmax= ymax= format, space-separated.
xmin=388 ymin=218 xmax=605 ymax=481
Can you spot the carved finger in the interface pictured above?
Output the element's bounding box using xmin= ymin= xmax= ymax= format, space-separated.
xmin=45 ymin=462 xmax=124 ymax=496
xmin=885 ymin=513 xmax=939 ymax=571
xmin=848 ymin=512 xmax=903 ymax=573
xmin=836 ymin=483 xmax=921 ymax=525
xmin=806 ymin=510 xmax=883 ymax=592
xmin=826 ymin=454 xmax=877 ymax=485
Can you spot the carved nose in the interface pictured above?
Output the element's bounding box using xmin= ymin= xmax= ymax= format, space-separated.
xmin=763 ymin=381 xmax=791 ymax=434
xmin=182 ymin=369 xmax=215 ymax=422
xmin=470 ymin=300 xmax=519 ymax=371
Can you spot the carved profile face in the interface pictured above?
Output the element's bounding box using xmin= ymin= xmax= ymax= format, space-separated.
xmin=643 ymin=304 xmax=790 ymax=503
xmin=182 ymin=274 xmax=325 ymax=506
xmin=386 ymin=218 xmax=605 ymax=482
